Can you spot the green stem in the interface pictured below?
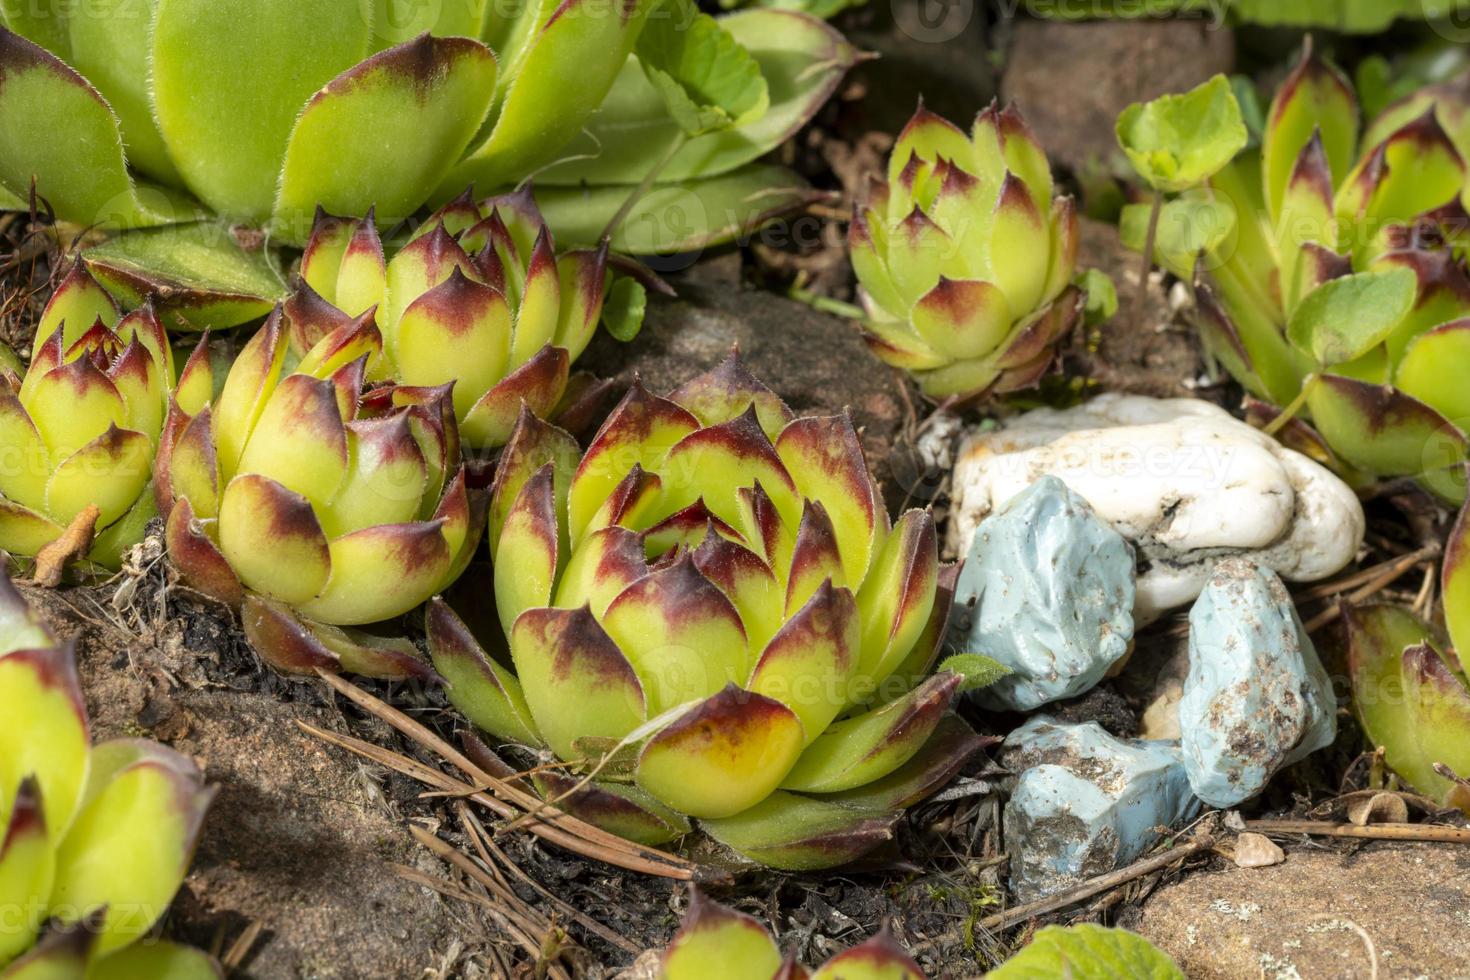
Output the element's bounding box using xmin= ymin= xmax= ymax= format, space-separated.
xmin=788 ymin=285 xmax=866 ymax=321
xmin=600 ymin=135 xmax=689 ymax=244
xmin=1137 ymin=188 xmax=1163 ymax=310
xmin=1262 ymin=372 xmax=1318 ymax=437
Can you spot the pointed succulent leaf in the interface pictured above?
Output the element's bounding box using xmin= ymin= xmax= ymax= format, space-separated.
xmin=0 ymin=573 xmax=52 ymax=655
xmin=1343 ymin=109 xmax=1467 ymax=232
xmin=1446 ymin=499 xmax=1470 ymax=677
xmin=780 ymin=672 xmax=960 ymax=794
xmin=853 ymin=509 xmax=938 ymax=687
xmin=489 ymin=408 xmax=580 ymax=553
xmin=0 ymin=777 xmax=52 ymax=965
xmin=1306 ymin=374 xmax=1467 ymax=497
xmin=552 ymin=245 xmax=611 ymax=363
xmin=768 ymin=413 xmax=881 ymax=584
xmin=989 ymin=177 xmax=1053 ymax=313
xmin=983 ymin=924 xmax=1184 ymax=979
xmin=84 ymin=223 xmax=287 ymax=332
xmin=295 ymin=521 xmax=454 ymax=625
xmin=1116 ymin=75 xmax=1248 ymax=192
xmin=494 ymin=464 xmax=559 ymax=639
xmin=823 ymin=715 xmax=987 ymax=812
xmin=1285 ymin=267 xmax=1416 ymax=367
xmin=1262 ymin=45 xmax=1358 ymax=221
xmin=699 ymin=790 xmax=899 ymax=870
xmin=31 ymin=260 xmax=119 ymax=358
xmin=510 ymin=605 xmax=647 ymax=760
xmin=1396 ymin=320 xmax=1470 ymax=426
xmin=909 ymin=277 xmax=1013 ymax=362
xmin=0 ymin=645 xmax=89 ymax=842
xmin=461 ymin=344 xmax=571 ymax=451
xmin=87 ymin=941 xmax=225 ymax=980
xmin=999 ymin=104 xmax=1054 ymax=216
xmin=1403 ymin=641 xmax=1470 ymax=807
xmin=162 ymin=497 xmax=243 ymax=608
xmin=658 ymin=407 xmax=799 ymax=532
xmin=217 ymin=475 xmax=333 ymax=606
xmin=635 ymin=683 xmax=805 ymax=818
xmin=149 ymin=0 xmax=372 ymax=222
xmin=635 ymin=0 xmax=769 ymax=137
xmin=809 ymin=926 xmax=923 ymax=980
xmin=659 ymin=890 xmax=782 ymax=980
xmin=427 ymin=598 xmax=541 ymax=746
xmin=784 ymin=502 xmax=846 ymax=613
xmin=0 ymin=915 xmax=98 ymax=979
xmin=531 ymin=771 xmax=690 ymax=846
xmin=669 ymin=352 xmax=793 ymax=438
xmin=536 ymin=9 xmax=854 ymax=187
xmin=395 ymin=268 xmax=512 ymax=421
xmin=0 ymin=389 xmax=50 ymax=515
xmin=273 ymin=35 xmax=498 ymax=242
xmin=239 ymin=593 xmax=343 ymax=675
xmin=749 ymin=581 xmax=859 ymax=745
xmin=44 ymin=426 xmax=151 ymax=529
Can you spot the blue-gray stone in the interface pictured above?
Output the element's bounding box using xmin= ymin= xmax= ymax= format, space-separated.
xmin=1001 ymin=717 xmax=1200 ymax=901
xmin=948 ymin=476 xmax=1135 ymax=711
xmin=1180 ymin=559 xmax=1336 ymax=807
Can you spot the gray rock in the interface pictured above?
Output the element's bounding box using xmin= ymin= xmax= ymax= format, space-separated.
xmin=949 ymin=476 xmax=1135 ymax=711
xmin=1002 ymin=717 xmax=1200 ymax=902
xmin=1180 ymin=560 xmax=1336 ymax=807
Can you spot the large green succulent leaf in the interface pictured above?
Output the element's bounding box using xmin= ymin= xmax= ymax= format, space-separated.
xmin=272 ymin=35 xmax=498 ymax=242
xmin=0 ymin=575 xmax=52 ymax=655
xmin=89 ymin=942 xmax=224 ymax=980
xmin=1116 ymin=74 xmax=1248 ymax=193
xmin=1395 ymin=321 xmax=1470 ymax=426
xmin=64 ymin=0 xmax=181 ymax=186
xmin=1285 ymin=267 xmax=1417 ymax=368
xmin=985 ymin=924 xmax=1184 ymax=979
xmin=149 ymin=0 xmax=372 ymax=223
xmin=660 ymin=892 xmax=782 ymax=980
xmin=537 ymin=10 xmax=854 ymax=186
xmin=536 ymin=163 xmax=823 ymax=252
xmin=369 ymin=0 xmax=488 ymax=49
xmin=635 ymin=0 xmax=768 ymax=138
xmin=0 ymin=29 xmax=186 ymax=228
xmin=0 ymin=647 xmax=90 ymax=843
xmin=443 ymin=0 xmax=657 ymax=192
xmin=0 ymin=0 xmax=70 ymax=56
xmin=84 ymin=223 xmax=287 ymax=331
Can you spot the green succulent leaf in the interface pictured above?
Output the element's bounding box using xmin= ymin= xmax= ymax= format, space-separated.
xmin=1285 ymin=267 xmax=1416 ymax=367
xmin=150 ymin=0 xmax=372 ymax=222
xmin=369 ymin=0 xmax=489 ymax=49
xmin=938 ymin=653 xmax=1011 ymax=693
xmin=0 ymin=339 xmax=20 ymax=376
xmin=272 ymin=35 xmax=498 ymax=242
xmin=0 ymin=0 xmax=70 ymax=56
xmin=88 ymin=941 xmax=224 ymax=980
xmin=635 ymin=0 xmax=769 ymax=137
xmin=985 ymin=924 xmax=1185 ymax=979
xmin=1119 ymin=194 xmax=1237 ymax=281
xmin=602 ymin=277 xmax=647 ymax=342
xmin=535 ymin=163 xmax=822 ymax=253
xmin=536 ymin=9 xmax=854 ymax=186
xmin=1446 ymin=500 xmax=1470 ymax=677
xmin=84 ymin=223 xmax=287 ymax=331
xmin=1116 ymin=75 xmax=1248 ymax=193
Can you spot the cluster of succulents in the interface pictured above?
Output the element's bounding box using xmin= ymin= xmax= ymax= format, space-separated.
xmin=295 ymin=187 xmax=644 ymax=450
xmin=848 ymin=102 xmax=1084 ymax=403
xmin=428 ymin=354 xmax=984 ymax=868
xmin=1 ymin=572 xmax=218 ymax=978
xmin=1120 ymin=51 xmax=1470 ymax=500
xmin=0 ymin=263 xmax=176 ymax=569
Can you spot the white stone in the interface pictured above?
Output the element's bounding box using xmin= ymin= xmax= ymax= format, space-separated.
xmin=947 ymin=394 xmax=1365 ymax=622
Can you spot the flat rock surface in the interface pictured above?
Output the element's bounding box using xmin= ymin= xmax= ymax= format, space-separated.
xmin=1128 ymin=842 xmax=1470 ymax=978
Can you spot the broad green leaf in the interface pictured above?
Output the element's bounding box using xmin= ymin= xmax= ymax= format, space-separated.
xmin=1116 ymin=75 xmax=1248 ymax=193
xmin=1119 ymin=194 xmax=1236 ymax=281
xmin=150 ymin=0 xmax=372 ymax=222
xmin=1285 ymin=267 xmax=1416 ymax=367
xmin=534 ymin=163 xmax=821 ymax=253
xmin=985 ymin=924 xmax=1184 ymax=979
xmin=84 ymin=223 xmax=286 ymax=331
xmin=537 ymin=9 xmax=855 ymax=186
xmin=66 ymin=0 xmax=182 ymax=186
xmin=369 ymin=0 xmax=488 ymax=49
xmin=0 ymin=0 xmax=69 ymax=57
xmin=272 ymin=35 xmax=498 ymax=243
xmin=445 ymin=0 xmax=657 ymax=190
xmin=0 ymin=30 xmax=181 ymax=228
xmin=635 ymin=0 xmax=768 ymax=137
xmin=938 ymin=653 xmax=1011 ymax=693
xmin=603 ymin=276 xmax=647 ymax=342
xmin=1079 ymin=268 xmax=1118 ymax=326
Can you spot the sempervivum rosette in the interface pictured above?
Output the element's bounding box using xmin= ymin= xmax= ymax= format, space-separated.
xmin=427 ymin=353 xmax=984 ymax=869
xmin=155 ymin=309 xmax=482 ymax=680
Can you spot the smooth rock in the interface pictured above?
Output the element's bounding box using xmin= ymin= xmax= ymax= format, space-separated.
xmin=1180 ymin=560 xmax=1336 ymax=808
xmin=948 ymin=476 xmax=1135 ymax=711
xmin=947 ymin=394 xmax=1365 ymax=623
xmin=1232 ymin=832 xmax=1285 ymax=869
xmin=1002 ymin=717 xmax=1200 ymax=902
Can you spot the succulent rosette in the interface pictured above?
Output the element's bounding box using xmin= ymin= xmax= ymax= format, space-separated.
xmin=848 ymin=101 xmax=1082 ymax=402
xmin=428 ymin=354 xmax=983 ymax=869
xmin=155 ymin=309 xmax=483 ymax=680
xmin=0 ymin=262 xmax=176 ymax=569
xmin=290 ymin=187 xmax=643 ymax=450
xmin=658 ymin=889 xmax=922 ymax=980
xmin=1 ymin=572 xmax=220 ymax=979
xmin=1124 ymin=46 xmax=1470 ymax=500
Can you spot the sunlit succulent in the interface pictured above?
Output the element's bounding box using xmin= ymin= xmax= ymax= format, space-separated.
xmin=0 ymin=0 xmax=655 ymax=327
xmin=0 ymin=262 xmax=175 ymax=569
xmin=1345 ymin=489 xmax=1470 ymax=812
xmin=428 ymin=354 xmax=982 ymax=869
xmin=848 ymin=101 xmax=1083 ymax=402
xmin=155 ymin=310 xmax=482 ymax=679
xmin=291 ymin=187 xmax=643 ymax=449
xmin=1124 ymin=45 xmax=1470 ymax=500
xmin=659 ymin=889 xmax=923 ymax=980
xmin=1 ymin=571 xmax=220 ymax=979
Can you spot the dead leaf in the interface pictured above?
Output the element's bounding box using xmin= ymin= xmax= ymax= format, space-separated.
xmin=1346 ymin=792 xmax=1410 ymax=826
xmin=29 ymin=505 xmax=100 ymax=587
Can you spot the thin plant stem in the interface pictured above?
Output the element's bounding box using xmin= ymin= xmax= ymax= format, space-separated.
xmin=601 ymin=135 xmax=689 ymax=244
xmin=1137 ymin=188 xmax=1163 ymax=310
xmin=1262 ymin=373 xmax=1319 ymax=437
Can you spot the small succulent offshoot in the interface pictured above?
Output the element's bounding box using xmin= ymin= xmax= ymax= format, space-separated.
xmin=848 ymin=101 xmax=1084 ymax=403
xmin=428 ymin=354 xmax=985 ymax=869
xmin=659 ymin=889 xmax=923 ymax=980
xmin=0 ymin=262 xmax=178 ymax=570
xmin=154 ymin=309 xmax=483 ymax=680
xmin=293 ymin=187 xmax=649 ymax=450
xmin=0 ymin=572 xmax=219 ymax=979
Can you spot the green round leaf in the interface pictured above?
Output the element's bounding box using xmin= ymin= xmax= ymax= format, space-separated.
xmin=635 ymin=0 xmax=768 ymax=137
xmin=985 ymin=924 xmax=1184 ymax=980
xmin=1116 ymin=74 xmax=1248 ymax=192
xmin=1286 ymin=267 xmax=1416 ymax=368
